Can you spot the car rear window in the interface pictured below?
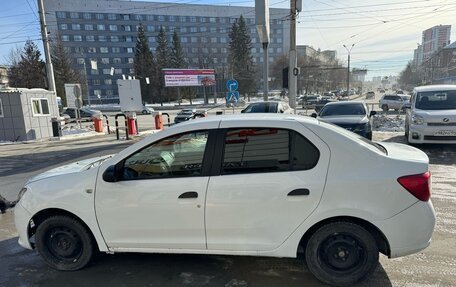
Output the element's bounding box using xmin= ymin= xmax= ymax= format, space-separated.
xmin=415 ymin=90 xmax=456 ymax=110
xmin=319 ymin=103 xmax=366 ymax=116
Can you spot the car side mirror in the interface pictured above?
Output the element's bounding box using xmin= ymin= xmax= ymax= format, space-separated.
xmin=369 ymin=111 xmax=377 ymax=117
xmin=311 ymin=113 xmax=317 ymax=118
xmin=103 ymin=165 xmax=118 ymax=183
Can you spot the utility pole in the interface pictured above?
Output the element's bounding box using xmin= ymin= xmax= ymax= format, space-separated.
xmin=255 ymin=0 xmax=270 ymax=101
xmin=288 ymin=0 xmax=301 ymax=112
xmin=343 ymin=44 xmax=354 ymax=95
xmin=37 ymin=0 xmax=56 ymax=92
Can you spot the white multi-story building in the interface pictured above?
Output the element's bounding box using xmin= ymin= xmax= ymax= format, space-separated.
xmin=43 ymin=0 xmax=289 ymax=102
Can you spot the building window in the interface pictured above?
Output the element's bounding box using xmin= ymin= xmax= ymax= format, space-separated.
xmin=191 ymin=37 xmax=197 ymax=43
xmin=147 ymin=15 xmax=154 ymax=21
xmin=129 ymin=68 xmax=135 ymax=74
xmin=124 ymin=25 xmax=132 ymax=32
xmin=100 ymin=47 xmax=109 ymax=53
xmin=180 ymin=27 xmax=187 ymax=33
xmin=96 ymin=13 xmax=104 ymax=20
xmin=179 ymin=16 xmax=186 ymax=22
xmin=83 ymin=12 xmax=91 ymax=19
xmin=158 ymin=15 xmax=165 ymax=21
xmin=220 ymin=27 xmax=226 ymax=33
xmin=202 ymin=47 xmax=208 ymax=53
xmin=211 ymin=48 xmax=217 ymax=53
xmin=76 ymin=58 xmax=85 ymax=64
xmin=84 ymin=24 xmax=94 ymax=31
xmin=72 ymin=24 xmax=81 ymax=30
xmin=200 ymin=27 xmax=207 ymax=32
xmin=111 ymin=36 xmax=119 ymax=42
xmin=211 ymin=37 xmax=217 ymax=43
xmin=200 ymin=17 xmax=206 ymax=23
xmin=59 ymin=24 xmax=68 ymax=30
xmin=103 ymin=69 xmax=111 ymax=75
xmin=191 ymin=47 xmax=198 ymax=53
xmin=126 ymin=47 xmax=134 ymax=53
xmin=98 ymin=35 xmax=107 ymax=42
xmin=127 ymin=58 xmax=134 ymax=64
xmin=190 ymin=16 xmax=196 ymax=22
xmin=250 ymin=28 xmax=256 ymax=34
xmin=277 ymin=47 xmax=282 ymax=53
xmin=277 ymin=29 xmax=282 ymax=34
xmin=252 ymin=37 xmax=256 ymax=43
xmin=101 ymin=58 xmax=110 ymax=64
xmin=252 ymin=58 xmax=256 ymax=63
xmin=74 ymin=35 xmax=82 ymax=42
xmin=221 ymin=48 xmax=227 ymax=53
xmin=108 ymin=13 xmax=116 ymax=20
xmin=148 ymin=37 xmax=155 ymax=43
xmin=190 ymin=27 xmax=197 ymax=33
xmin=31 ymin=99 xmax=50 ymax=116
xmin=181 ymin=37 xmax=188 ymax=43
xmin=123 ymin=14 xmax=130 ymax=20
xmin=106 ymin=90 xmax=113 ymax=96
xmin=97 ymin=24 xmax=105 ymax=31
xmin=230 ymin=18 xmax=236 ymax=24
xmin=56 ymin=11 xmax=66 ymax=19
xmin=135 ymin=14 xmax=142 ymax=21
xmin=212 ymin=58 xmax=218 ymax=64
xmin=70 ymin=12 xmax=79 ymax=19
xmin=146 ymin=25 xmax=154 ymax=32
xmin=0 ymin=99 xmax=3 ymax=118
xmin=105 ymin=79 xmax=112 ymax=85
xmin=210 ymin=27 xmax=217 ymax=33
xmin=114 ymin=68 xmax=122 ymax=74
xmin=93 ymin=90 xmax=102 ymax=96
xmin=125 ymin=36 xmax=133 ymax=42
xmin=201 ymin=37 xmax=207 ymax=43
xmin=169 ymin=15 xmax=175 ymax=22
xmin=268 ymin=48 xmax=273 ymax=53
xmin=169 ymin=26 xmax=176 ymax=33
xmin=220 ymin=17 xmax=226 ymax=23
xmin=209 ymin=17 xmax=216 ymax=23
xmin=75 ymin=47 xmax=84 ymax=53
xmin=86 ymin=35 xmax=95 ymax=42
xmin=220 ymin=37 xmax=227 ymax=43
xmin=113 ymin=58 xmax=121 ymax=64
xmin=61 ymin=35 xmax=69 ymax=41
xmin=277 ymin=38 xmax=282 ymax=43
xmin=109 ymin=25 xmax=118 ymax=31
xmin=93 ymin=79 xmax=101 ymax=85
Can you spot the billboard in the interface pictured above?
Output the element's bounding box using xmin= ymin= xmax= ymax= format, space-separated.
xmin=117 ymin=79 xmax=143 ymax=112
xmin=163 ymin=69 xmax=215 ymax=87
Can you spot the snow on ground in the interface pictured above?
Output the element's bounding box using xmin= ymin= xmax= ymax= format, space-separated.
xmin=373 ymin=114 xmax=405 ymax=132
xmin=0 ymin=141 xmax=13 ymax=145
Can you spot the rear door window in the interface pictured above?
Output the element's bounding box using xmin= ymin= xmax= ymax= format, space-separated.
xmin=221 ymin=128 xmax=319 ymax=175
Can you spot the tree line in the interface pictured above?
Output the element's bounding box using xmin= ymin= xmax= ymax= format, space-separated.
xmin=5 ymin=15 xmax=256 ymax=107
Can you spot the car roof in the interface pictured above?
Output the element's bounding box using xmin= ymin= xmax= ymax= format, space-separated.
xmin=414 ymin=85 xmax=456 ymax=92
xmin=248 ymin=101 xmax=280 ymax=104
xmin=323 ymin=101 xmax=365 ymax=106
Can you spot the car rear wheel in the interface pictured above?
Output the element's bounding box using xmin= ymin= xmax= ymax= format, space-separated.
xmin=305 ymin=221 xmax=379 ymax=286
xmin=35 ymin=215 xmax=94 ymax=271
xmin=381 ymin=105 xmax=388 ymax=111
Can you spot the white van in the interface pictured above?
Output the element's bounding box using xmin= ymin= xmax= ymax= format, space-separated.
xmin=405 ymin=85 xmax=456 ymax=144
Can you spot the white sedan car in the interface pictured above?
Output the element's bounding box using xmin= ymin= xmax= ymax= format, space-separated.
xmin=15 ymin=114 xmax=435 ymax=286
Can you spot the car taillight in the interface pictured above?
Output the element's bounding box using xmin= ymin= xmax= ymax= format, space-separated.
xmin=397 ymin=171 xmax=431 ymax=201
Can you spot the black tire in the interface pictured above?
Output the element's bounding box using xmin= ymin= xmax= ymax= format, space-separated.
xmin=367 ymin=132 xmax=373 ymax=141
xmin=35 ymin=215 xmax=94 ymax=271
xmin=142 ymin=110 xmax=148 ymax=115
xmin=305 ymin=221 xmax=379 ymax=286
xmin=381 ymin=105 xmax=388 ymax=111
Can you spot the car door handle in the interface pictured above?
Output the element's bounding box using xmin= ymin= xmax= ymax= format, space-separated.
xmin=178 ymin=191 xmax=198 ymax=199
xmin=287 ymin=189 xmax=310 ymax=196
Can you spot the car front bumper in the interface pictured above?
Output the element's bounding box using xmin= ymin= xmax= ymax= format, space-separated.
xmin=374 ymin=200 xmax=435 ymax=258
xmin=408 ymin=124 xmax=456 ymax=144
xmin=14 ymin=202 xmax=33 ymax=250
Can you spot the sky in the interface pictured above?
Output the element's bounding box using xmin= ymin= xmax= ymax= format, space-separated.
xmin=0 ymin=0 xmax=455 ymax=80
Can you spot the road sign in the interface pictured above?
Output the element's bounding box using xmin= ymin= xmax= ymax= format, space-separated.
xmin=226 ymin=91 xmax=239 ymax=103
xmin=226 ymin=79 xmax=238 ymax=91
xmin=74 ymin=98 xmax=83 ymax=109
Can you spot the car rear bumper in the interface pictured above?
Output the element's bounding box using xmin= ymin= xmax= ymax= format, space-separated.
xmin=374 ymin=200 xmax=435 ymax=258
xmin=14 ymin=202 xmax=33 ymax=250
xmin=408 ymin=124 xmax=456 ymax=143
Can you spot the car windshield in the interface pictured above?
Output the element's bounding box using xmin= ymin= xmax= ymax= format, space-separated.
xmin=415 ymin=90 xmax=456 ymax=110
xmin=178 ymin=110 xmax=194 ymax=115
xmin=319 ymin=103 xmax=366 ymax=117
xmin=243 ymin=102 xmax=277 ymax=113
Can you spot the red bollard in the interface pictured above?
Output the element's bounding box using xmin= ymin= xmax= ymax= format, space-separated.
xmin=127 ymin=113 xmax=137 ymax=135
xmin=93 ymin=112 xmax=103 ymax=133
xmin=154 ymin=112 xmax=163 ymax=130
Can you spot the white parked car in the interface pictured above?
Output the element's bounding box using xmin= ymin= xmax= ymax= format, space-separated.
xmin=15 ymin=114 xmax=435 ymax=286
xmin=405 ymin=85 xmax=456 ymax=144
xmin=378 ymin=94 xmax=406 ymax=111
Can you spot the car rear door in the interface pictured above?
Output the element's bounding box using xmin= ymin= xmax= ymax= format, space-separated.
xmin=205 ymin=120 xmax=331 ymax=251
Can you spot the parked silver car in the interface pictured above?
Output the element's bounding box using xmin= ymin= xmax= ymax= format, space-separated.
xmin=379 ymin=94 xmax=406 ymax=111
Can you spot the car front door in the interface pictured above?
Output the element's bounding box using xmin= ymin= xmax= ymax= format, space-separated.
xmin=205 ymin=120 xmax=330 ymax=251
xmin=95 ymin=129 xmax=216 ymax=251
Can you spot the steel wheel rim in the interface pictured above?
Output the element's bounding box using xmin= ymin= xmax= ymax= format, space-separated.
xmin=46 ymin=227 xmax=83 ymax=262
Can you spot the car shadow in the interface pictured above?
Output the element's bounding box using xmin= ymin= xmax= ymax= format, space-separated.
xmin=0 ymin=236 xmax=392 ymax=287
xmin=383 ymin=135 xmax=456 ymax=165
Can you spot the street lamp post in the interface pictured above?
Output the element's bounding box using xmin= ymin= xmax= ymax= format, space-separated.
xmin=343 ymin=44 xmax=355 ymax=95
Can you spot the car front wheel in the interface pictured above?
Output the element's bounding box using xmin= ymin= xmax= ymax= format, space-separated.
xmin=305 ymin=221 xmax=379 ymax=286
xmin=35 ymin=215 xmax=94 ymax=271
xmin=381 ymin=105 xmax=388 ymax=111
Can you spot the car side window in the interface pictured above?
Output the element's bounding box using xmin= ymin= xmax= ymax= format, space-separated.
xmin=221 ymin=128 xmax=319 ymax=175
xmin=122 ymin=131 xmax=209 ymax=180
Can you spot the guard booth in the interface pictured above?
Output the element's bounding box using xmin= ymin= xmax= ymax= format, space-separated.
xmin=0 ymin=88 xmax=59 ymax=141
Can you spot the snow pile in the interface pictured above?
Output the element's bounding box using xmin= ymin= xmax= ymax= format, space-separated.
xmin=61 ymin=125 xmax=99 ymax=137
xmin=0 ymin=141 xmax=13 ymax=145
xmin=373 ymin=114 xmax=405 ymax=132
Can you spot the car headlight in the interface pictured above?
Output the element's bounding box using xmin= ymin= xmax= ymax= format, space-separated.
xmin=412 ymin=115 xmax=424 ymax=125
xmin=17 ymin=187 xmax=28 ymax=202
